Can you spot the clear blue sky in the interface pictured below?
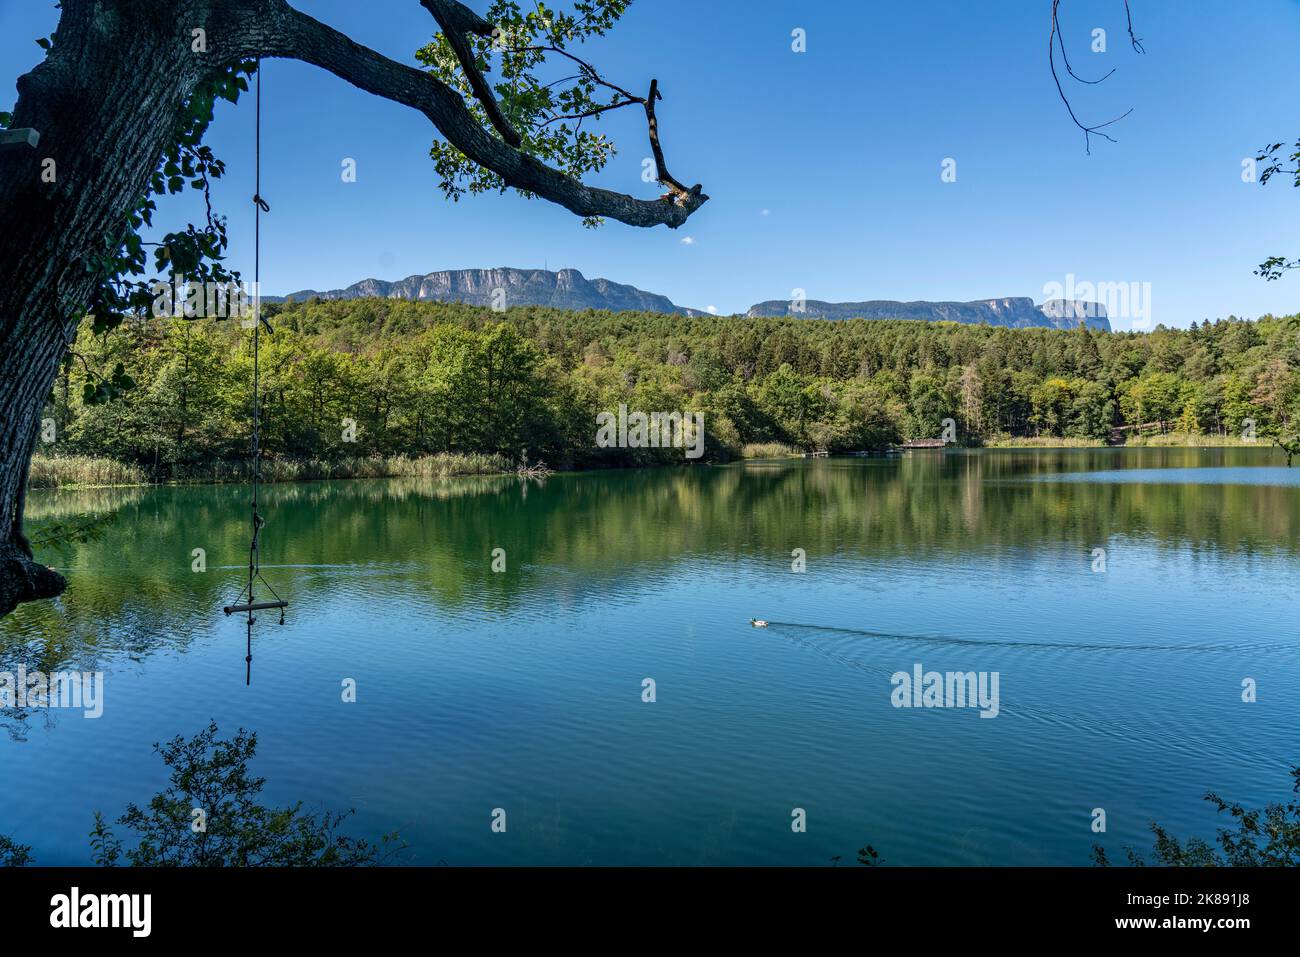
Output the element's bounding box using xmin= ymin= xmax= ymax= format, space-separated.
xmin=3 ymin=0 xmax=1299 ymax=328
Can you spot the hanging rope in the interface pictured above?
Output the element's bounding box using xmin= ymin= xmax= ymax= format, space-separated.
xmin=222 ymin=58 xmax=286 ymax=685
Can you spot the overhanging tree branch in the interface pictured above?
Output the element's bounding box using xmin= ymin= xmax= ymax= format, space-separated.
xmin=495 ymin=42 xmax=701 ymax=206
xmin=1123 ymin=0 xmax=1146 ymax=53
xmin=420 ymin=0 xmax=521 ymax=147
xmin=644 ymin=80 xmax=698 ymax=203
xmin=421 ymin=0 xmax=494 ymax=36
xmin=1049 ymin=0 xmax=1143 ymax=153
xmin=261 ymin=1 xmax=707 ymax=228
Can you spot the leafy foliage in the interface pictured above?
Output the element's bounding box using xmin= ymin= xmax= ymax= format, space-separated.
xmin=1274 ymin=433 xmax=1300 ymax=467
xmin=1255 ymin=137 xmax=1300 ymax=281
xmin=80 ymin=63 xmax=255 ymax=338
xmin=27 ymin=0 xmax=661 ymax=430
xmin=42 ymin=299 xmax=1300 ymax=477
xmin=857 ymin=844 xmax=882 ymax=866
xmin=90 ymin=722 xmax=402 ymax=866
xmin=417 ymin=1 xmax=634 ymax=224
xmin=56 ymin=58 xmax=257 ymax=416
xmin=26 ymin=511 xmax=120 ymax=552
xmin=0 ymin=834 xmax=33 ymax=867
xmin=1092 ymin=765 xmax=1300 ymax=866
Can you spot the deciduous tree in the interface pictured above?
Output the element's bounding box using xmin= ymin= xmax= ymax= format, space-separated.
xmin=0 ymin=0 xmax=707 ymax=615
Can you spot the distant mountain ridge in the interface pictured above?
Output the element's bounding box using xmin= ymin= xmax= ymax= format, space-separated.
xmin=268 ymin=268 xmax=1110 ymax=331
xmin=269 ymin=267 xmax=704 ymax=316
xmin=745 ymin=296 xmax=1111 ymax=332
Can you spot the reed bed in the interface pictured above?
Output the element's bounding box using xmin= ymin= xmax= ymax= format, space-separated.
xmin=29 ymin=453 xmax=510 ymax=488
xmin=741 ymin=442 xmax=799 ymax=459
xmin=28 ymin=456 xmax=148 ymax=488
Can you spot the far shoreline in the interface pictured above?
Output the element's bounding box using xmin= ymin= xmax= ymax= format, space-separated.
xmin=27 ymin=437 xmax=1289 ymax=491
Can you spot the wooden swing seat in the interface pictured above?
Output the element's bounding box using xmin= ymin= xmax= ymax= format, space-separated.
xmin=223 ymin=599 xmax=289 ymax=615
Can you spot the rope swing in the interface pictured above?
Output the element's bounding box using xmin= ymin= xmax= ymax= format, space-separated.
xmin=222 ymin=59 xmax=287 ymax=684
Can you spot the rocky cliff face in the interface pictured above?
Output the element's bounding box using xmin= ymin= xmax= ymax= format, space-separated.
xmin=271 ymin=267 xmax=703 ymax=316
xmin=270 ymin=268 xmax=1111 ymax=331
xmin=744 ymin=296 xmax=1111 ymax=331
xmin=1038 ymin=299 xmax=1111 ymax=330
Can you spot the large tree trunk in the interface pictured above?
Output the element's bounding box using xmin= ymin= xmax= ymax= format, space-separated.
xmin=0 ymin=0 xmax=250 ymax=617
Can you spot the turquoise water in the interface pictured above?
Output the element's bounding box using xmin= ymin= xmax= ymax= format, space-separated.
xmin=2 ymin=448 xmax=1298 ymax=865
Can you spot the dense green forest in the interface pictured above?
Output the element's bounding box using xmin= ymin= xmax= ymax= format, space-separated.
xmin=38 ymin=298 xmax=1300 ymax=479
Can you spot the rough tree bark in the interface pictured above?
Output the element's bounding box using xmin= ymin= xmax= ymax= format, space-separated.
xmin=0 ymin=0 xmax=706 ymax=617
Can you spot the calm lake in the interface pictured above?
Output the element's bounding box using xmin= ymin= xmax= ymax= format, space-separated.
xmin=3 ymin=448 xmax=1298 ymax=865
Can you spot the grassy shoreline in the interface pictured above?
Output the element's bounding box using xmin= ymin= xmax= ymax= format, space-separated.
xmin=28 ymin=453 xmax=512 ymax=490
xmin=31 ymin=435 xmax=1278 ymax=490
xmin=740 ymin=442 xmax=800 ymax=459
xmin=982 ymin=436 xmax=1106 ymax=448
xmin=986 ymin=433 xmax=1266 ymax=449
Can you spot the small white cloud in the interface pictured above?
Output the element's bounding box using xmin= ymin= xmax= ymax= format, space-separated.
xmin=760 ymin=208 xmax=771 ymax=216
xmin=706 ymin=305 xmax=719 ymax=315
xmin=680 ymin=236 xmax=696 ymax=245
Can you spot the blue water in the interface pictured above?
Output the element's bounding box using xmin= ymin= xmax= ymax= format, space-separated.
xmin=2 ymin=448 xmax=1298 ymax=865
